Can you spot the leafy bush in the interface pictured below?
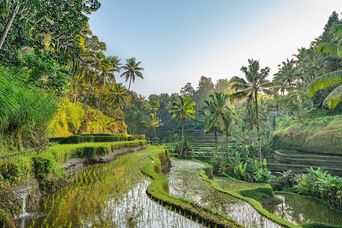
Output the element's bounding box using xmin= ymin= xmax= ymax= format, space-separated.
xmin=50 ymin=134 xmax=136 ymax=144
xmin=32 ymin=155 xmax=57 ymax=180
xmin=271 ymin=170 xmax=296 ymax=191
xmin=0 ymin=159 xmax=22 ymax=182
xmin=171 ymin=140 xmax=192 ymax=159
xmin=211 ymin=153 xmax=226 ymax=175
xmin=294 ymin=167 xmax=342 ymax=208
xmin=223 ymin=157 xmax=271 ymax=183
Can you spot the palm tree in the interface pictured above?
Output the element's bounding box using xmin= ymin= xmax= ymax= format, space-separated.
xmin=169 ymin=96 xmax=196 ymax=141
xmin=98 ymin=56 xmax=121 ymax=86
xmin=107 ymin=83 xmax=130 ymax=110
xmin=202 ymin=92 xmax=231 ymax=149
xmin=144 ymin=113 xmax=162 ymax=139
xmin=230 ymin=59 xmax=271 ymax=159
xmin=120 ymin=57 xmax=144 ymax=90
xmin=273 ymin=59 xmax=298 ymax=94
xmin=307 ymin=23 xmax=342 ymax=109
xmin=97 ymin=56 xmax=121 ymax=108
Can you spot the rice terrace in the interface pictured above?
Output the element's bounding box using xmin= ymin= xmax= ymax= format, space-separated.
xmin=0 ymin=0 xmax=342 ymax=227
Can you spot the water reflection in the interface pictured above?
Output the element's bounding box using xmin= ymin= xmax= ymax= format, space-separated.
xmin=263 ymin=193 xmax=342 ymax=226
xmin=24 ymin=152 xmax=204 ymax=228
xmin=168 ymin=159 xmax=281 ymax=228
xmin=101 ymin=180 xmax=204 ymax=228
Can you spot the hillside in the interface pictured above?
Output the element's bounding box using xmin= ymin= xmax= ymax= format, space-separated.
xmin=48 ymin=99 xmax=127 ymax=137
xmin=273 ymin=114 xmax=342 ymax=155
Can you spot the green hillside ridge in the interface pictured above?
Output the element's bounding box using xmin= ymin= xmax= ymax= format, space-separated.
xmin=48 ymin=99 xmax=127 ymax=137
xmin=273 ymin=115 xmax=342 ymax=155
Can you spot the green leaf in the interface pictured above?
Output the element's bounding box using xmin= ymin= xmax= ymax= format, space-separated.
xmin=307 ymin=70 xmax=342 ymax=98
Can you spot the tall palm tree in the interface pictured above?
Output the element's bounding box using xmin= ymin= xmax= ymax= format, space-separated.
xmin=169 ymin=96 xmax=196 ymax=141
xmin=230 ymin=59 xmax=271 ymax=159
xmin=202 ymin=92 xmax=231 ymax=149
xmin=97 ymin=56 xmax=121 ymax=108
xmin=120 ymin=57 xmax=144 ymax=90
xmin=307 ymin=22 xmax=342 ymax=109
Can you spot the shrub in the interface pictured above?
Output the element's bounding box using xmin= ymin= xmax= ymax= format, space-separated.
xmin=49 ymin=134 xmax=136 ymax=144
xmin=294 ymin=167 xmax=342 ymax=209
xmin=0 ymin=160 xmax=22 ymax=182
xmin=171 ymin=140 xmax=192 ymax=159
xmin=32 ymin=155 xmax=57 ymax=180
xmin=271 ymin=170 xmax=295 ymax=191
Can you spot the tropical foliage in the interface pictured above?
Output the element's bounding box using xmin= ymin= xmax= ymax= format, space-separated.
xmin=169 ymin=96 xmax=196 ymax=140
xmin=202 ymin=92 xmax=231 ymax=147
xmin=231 ymin=59 xmax=271 ymax=158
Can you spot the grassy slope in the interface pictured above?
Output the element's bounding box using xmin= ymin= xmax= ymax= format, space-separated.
xmin=42 ymin=140 xmax=146 ymax=163
xmin=48 ymin=98 xmax=127 ymax=137
xmin=273 ymin=115 xmax=342 ymax=155
xmin=196 ymin=163 xmax=297 ymax=228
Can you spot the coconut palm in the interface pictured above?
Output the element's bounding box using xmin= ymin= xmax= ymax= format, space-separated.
xmin=307 ymin=23 xmax=342 ymax=109
xmin=107 ymin=83 xmax=130 ymax=110
xmin=120 ymin=57 xmax=144 ymax=90
xmin=98 ymin=56 xmax=121 ymax=86
xmin=97 ymin=56 xmax=121 ymax=108
xmin=230 ymin=59 xmax=271 ymax=159
xmin=169 ymin=95 xmax=196 ymax=140
xmin=202 ymin=92 xmax=231 ymax=149
xmin=273 ymin=59 xmax=298 ymax=94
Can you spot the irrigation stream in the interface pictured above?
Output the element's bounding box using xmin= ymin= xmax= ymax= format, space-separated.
xmin=168 ymin=159 xmax=281 ymax=228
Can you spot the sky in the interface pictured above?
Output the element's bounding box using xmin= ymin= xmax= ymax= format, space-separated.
xmin=89 ymin=0 xmax=342 ymax=96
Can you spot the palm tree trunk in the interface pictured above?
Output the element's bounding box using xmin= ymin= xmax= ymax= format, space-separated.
xmin=128 ymin=78 xmax=132 ymax=90
xmin=180 ymin=123 xmax=185 ymax=158
xmin=214 ymin=130 xmax=217 ymax=151
xmin=254 ymin=91 xmax=261 ymax=159
xmin=0 ymin=3 xmax=20 ymax=50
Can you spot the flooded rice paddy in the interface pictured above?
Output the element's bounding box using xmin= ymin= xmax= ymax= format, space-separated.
xmin=167 ymin=159 xmax=281 ymax=228
xmin=263 ymin=193 xmax=342 ymax=226
xmin=23 ymin=149 xmax=203 ymax=227
xmin=20 ymin=151 xmax=341 ymax=228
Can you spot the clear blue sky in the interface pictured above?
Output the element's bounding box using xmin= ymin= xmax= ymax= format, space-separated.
xmin=89 ymin=0 xmax=342 ymax=96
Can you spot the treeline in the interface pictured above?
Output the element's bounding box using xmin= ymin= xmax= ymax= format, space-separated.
xmin=0 ymin=1 xmax=144 ymax=152
xmin=125 ymin=12 xmax=342 ymax=153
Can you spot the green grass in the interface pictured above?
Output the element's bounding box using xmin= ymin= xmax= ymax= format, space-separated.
xmin=0 ymin=140 xmax=146 ymax=183
xmin=42 ymin=140 xmax=146 ymax=164
xmin=197 ymin=163 xmax=298 ymax=228
xmin=268 ymin=162 xmax=342 ymax=176
xmin=214 ymin=176 xmax=269 ymax=193
xmin=274 ymin=115 xmax=342 ymax=155
xmin=274 ymin=150 xmax=342 ymax=161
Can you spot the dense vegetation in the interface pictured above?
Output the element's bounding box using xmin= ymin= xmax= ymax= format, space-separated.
xmin=0 ymin=1 xmax=341 ymax=227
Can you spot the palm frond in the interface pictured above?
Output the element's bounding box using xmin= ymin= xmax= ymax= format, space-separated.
xmin=323 ymin=84 xmax=342 ymax=109
xmin=307 ymin=70 xmax=342 ymax=97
